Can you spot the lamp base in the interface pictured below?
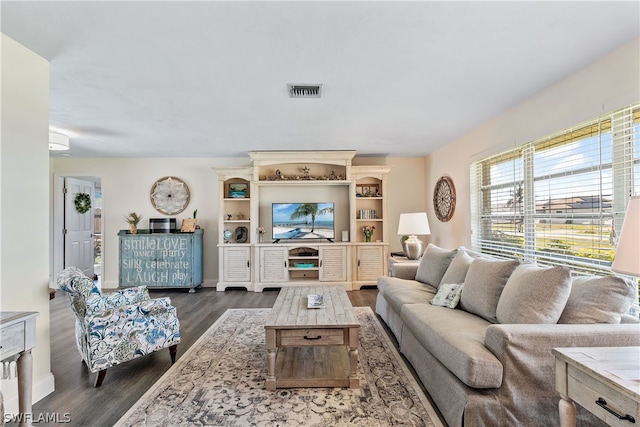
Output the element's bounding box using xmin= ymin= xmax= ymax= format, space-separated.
xmin=402 ymin=236 xmax=425 ymax=260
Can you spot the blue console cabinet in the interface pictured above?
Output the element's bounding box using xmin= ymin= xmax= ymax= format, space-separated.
xmin=118 ymin=229 xmax=203 ymax=293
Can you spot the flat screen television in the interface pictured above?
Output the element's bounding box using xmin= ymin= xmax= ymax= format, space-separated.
xmin=272 ymin=202 xmax=335 ymax=242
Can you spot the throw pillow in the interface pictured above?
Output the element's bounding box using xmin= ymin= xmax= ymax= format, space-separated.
xmin=496 ymin=264 xmax=571 ymax=324
xmin=415 ymin=244 xmax=458 ymax=289
xmin=558 ymin=275 xmax=637 ymax=324
xmin=459 ymin=258 xmax=520 ymax=323
xmin=430 ymin=283 xmax=464 ymax=309
xmin=439 ymin=250 xmax=474 ymax=288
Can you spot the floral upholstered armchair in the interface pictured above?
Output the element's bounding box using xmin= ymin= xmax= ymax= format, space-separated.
xmin=57 ymin=267 xmax=180 ymax=387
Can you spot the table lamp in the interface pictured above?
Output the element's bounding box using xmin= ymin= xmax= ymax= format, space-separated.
xmin=612 ymin=195 xmax=640 ymax=277
xmin=398 ymin=212 xmax=431 ymax=260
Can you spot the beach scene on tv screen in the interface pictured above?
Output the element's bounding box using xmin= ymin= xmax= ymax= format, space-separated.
xmin=272 ymin=203 xmax=335 ymax=239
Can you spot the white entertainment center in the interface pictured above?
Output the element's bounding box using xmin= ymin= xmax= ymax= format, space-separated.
xmin=215 ymin=151 xmax=390 ymax=292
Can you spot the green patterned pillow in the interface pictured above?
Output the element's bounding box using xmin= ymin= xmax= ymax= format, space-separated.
xmin=430 ymin=283 xmax=464 ymax=309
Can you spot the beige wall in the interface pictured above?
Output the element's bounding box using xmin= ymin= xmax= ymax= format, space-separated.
xmin=53 ymin=156 xmax=427 ymax=288
xmin=1 ymin=34 xmax=54 ymax=410
xmin=425 ymin=38 xmax=640 ymax=250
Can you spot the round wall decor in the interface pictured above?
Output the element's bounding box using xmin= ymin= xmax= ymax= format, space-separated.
xmin=150 ymin=176 xmax=190 ymax=215
xmin=433 ymin=176 xmax=456 ymax=222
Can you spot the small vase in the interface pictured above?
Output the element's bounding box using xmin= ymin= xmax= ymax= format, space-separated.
xmin=365 ymin=235 xmax=371 ymax=242
xmin=259 ymin=234 xmax=264 ymax=243
xmin=130 ymin=224 xmax=137 ymax=234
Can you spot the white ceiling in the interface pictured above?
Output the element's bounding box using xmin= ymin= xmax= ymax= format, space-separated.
xmin=2 ymin=1 xmax=639 ymax=158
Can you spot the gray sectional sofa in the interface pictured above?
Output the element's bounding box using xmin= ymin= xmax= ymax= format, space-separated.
xmin=376 ymin=244 xmax=640 ymax=427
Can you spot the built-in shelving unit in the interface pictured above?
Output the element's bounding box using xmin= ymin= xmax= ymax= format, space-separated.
xmin=214 ymin=151 xmax=389 ymax=292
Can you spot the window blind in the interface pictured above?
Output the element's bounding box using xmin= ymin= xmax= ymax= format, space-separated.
xmin=471 ymin=103 xmax=639 ymax=276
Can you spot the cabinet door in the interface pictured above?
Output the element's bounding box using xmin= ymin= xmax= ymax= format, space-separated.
xmin=260 ymin=247 xmax=288 ymax=282
xmin=319 ymin=246 xmax=347 ymax=282
xmin=120 ymin=233 xmax=198 ymax=287
xmin=223 ymin=246 xmax=251 ymax=282
xmin=356 ymin=245 xmax=384 ymax=281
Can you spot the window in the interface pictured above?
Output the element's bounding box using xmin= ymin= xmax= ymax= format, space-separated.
xmin=471 ymin=103 xmax=640 ymax=276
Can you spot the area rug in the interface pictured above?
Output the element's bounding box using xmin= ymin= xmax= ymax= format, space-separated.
xmin=114 ymin=307 xmax=444 ymax=427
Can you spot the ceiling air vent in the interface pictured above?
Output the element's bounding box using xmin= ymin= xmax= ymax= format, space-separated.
xmin=288 ymin=84 xmax=322 ymax=98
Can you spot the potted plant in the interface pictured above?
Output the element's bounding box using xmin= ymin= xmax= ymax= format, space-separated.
xmin=125 ymin=212 xmax=142 ymax=234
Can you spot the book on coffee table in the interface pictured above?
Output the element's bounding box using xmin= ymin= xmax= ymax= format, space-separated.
xmin=307 ymin=294 xmax=325 ymax=308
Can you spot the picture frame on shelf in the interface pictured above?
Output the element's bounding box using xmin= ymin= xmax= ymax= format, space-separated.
xmin=229 ymin=183 xmax=248 ymax=198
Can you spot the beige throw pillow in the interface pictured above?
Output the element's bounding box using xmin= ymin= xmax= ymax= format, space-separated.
xmin=496 ymin=264 xmax=571 ymax=324
xmin=439 ymin=250 xmax=474 ymax=288
xmin=415 ymin=244 xmax=457 ymax=289
xmin=459 ymin=258 xmax=520 ymax=323
xmin=558 ymin=275 xmax=637 ymax=324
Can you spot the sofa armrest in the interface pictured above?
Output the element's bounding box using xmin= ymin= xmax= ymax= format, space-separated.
xmin=481 ymin=323 xmax=640 ymax=423
xmin=390 ymin=263 xmax=420 ymax=280
xmin=486 ymin=323 xmax=640 ymax=360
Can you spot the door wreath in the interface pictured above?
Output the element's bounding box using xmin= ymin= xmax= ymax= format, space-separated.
xmin=74 ymin=193 xmax=92 ymax=214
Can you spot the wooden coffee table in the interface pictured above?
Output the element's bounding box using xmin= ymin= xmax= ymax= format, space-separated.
xmin=264 ymin=286 xmax=360 ymax=390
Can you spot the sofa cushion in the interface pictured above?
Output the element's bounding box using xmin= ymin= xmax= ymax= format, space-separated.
xmin=558 ymin=275 xmax=637 ymax=324
xmin=496 ymin=264 xmax=571 ymax=324
xmin=400 ymin=303 xmax=502 ymax=388
xmin=430 ymin=283 xmax=464 ymax=309
xmin=377 ymin=276 xmax=437 ymax=313
xmin=415 ymin=244 xmax=457 ymax=289
xmin=460 ymin=258 xmax=520 ymax=323
xmin=439 ymin=250 xmax=474 ymax=287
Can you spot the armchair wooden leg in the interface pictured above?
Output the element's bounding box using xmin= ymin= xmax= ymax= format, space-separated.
xmin=169 ymin=344 xmax=178 ymax=363
xmin=94 ymin=369 xmax=107 ymax=387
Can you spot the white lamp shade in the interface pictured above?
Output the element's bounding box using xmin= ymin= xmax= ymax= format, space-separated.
xmin=612 ymin=196 xmax=640 ymax=276
xmin=397 ymin=212 xmax=431 ymax=236
xmin=49 ymin=132 xmax=70 ymax=151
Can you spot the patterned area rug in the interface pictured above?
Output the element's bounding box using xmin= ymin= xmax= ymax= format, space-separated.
xmin=115 ymin=307 xmax=443 ymax=427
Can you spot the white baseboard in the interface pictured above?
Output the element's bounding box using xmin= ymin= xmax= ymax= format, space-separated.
xmin=1 ymin=372 xmax=55 ymax=414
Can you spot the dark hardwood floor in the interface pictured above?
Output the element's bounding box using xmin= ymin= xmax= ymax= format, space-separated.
xmin=27 ymin=286 xmax=384 ymax=426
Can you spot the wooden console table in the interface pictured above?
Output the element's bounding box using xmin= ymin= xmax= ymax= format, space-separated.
xmin=1 ymin=311 xmax=38 ymax=427
xmin=554 ymin=346 xmax=640 ymax=427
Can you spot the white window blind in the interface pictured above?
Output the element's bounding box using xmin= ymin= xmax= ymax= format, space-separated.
xmin=471 ymin=103 xmax=639 ymax=275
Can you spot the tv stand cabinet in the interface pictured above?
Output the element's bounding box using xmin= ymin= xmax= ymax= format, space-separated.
xmin=214 ymin=151 xmax=390 ymax=292
xmin=254 ymin=243 xmax=349 ymax=292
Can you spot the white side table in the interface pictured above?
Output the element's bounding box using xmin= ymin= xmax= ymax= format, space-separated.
xmin=553 ymin=346 xmax=640 ymax=427
xmin=1 ymin=312 xmax=38 ymax=427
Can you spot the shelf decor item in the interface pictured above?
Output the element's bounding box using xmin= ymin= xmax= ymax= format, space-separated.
xmin=235 ymin=226 xmax=248 ymax=243
xmin=257 ymin=226 xmax=265 ymax=243
xmin=362 ymin=225 xmax=375 ymax=242
xmin=125 ymin=212 xmax=142 ymax=234
xmin=397 ymin=212 xmax=431 ymax=259
xmin=229 ymin=183 xmax=248 ymax=198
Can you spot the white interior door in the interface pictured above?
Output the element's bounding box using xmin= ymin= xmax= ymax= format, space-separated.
xmin=65 ymin=177 xmax=95 ymax=277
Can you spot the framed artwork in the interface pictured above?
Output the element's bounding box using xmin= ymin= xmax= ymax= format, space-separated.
xmin=229 ymin=183 xmax=248 ymax=198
